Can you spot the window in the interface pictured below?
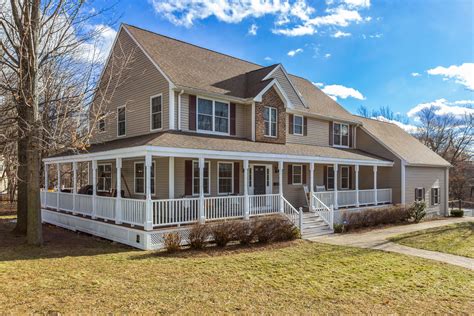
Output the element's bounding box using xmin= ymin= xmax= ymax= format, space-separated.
xmin=218 ymin=162 xmax=233 ymax=195
xmin=151 ymin=95 xmax=162 ymax=130
xmin=117 ymin=106 xmax=126 ymax=136
xmin=327 ymin=166 xmax=335 ymax=190
xmin=292 ymin=165 xmax=303 ymax=185
xmin=333 ymin=122 xmax=349 ymax=147
xmin=293 ymin=115 xmax=303 ymax=135
xmin=134 ymin=162 xmax=155 ymax=195
xmin=197 ymin=97 xmax=229 ymax=134
xmin=415 ymin=187 xmax=424 ymax=201
xmin=264 ymin=106 xmax=277 ymax=137
xmin=341 ymin=166 xmax=350 ymax=189
xmin=98 ymin=114 xmax=105 ymax=132
xmin=97 ymin=164 xmax=112 ymax=192
xmin=431 ymin=187 xmax=440 ymax=205
xmin=192 ymin=161 xmax=210 ymax=195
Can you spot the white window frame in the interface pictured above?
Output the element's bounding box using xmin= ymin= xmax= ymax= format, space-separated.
xmin=192 ymin=160 xmax=210 ymax=196
xmin=327 ymin=166 xmax=335 ymax=191
xmin=292 ymin=164 xmax=303 ymax=185
xmin=196 ymin=96 xmax=230 ymax=135
xmin=264 ymin=106 xmax=277 ymax=138
xmin=293 ymin=115 xmax=304 ymax=136
xmin=217 ymin=162 xmax=234 ymax=195
xmin=98 ymin=114 xmax=106 ymax=133
xmin=432 ymin=187 xmax=440 ymax=205
xmin=415 ymin=187 xmax=424 ymax=202
xmin=117 ymin=106 xmax=126 ymax=137
xmin=340 ymin=166 xmax=350 ymax=190
xmin=333 ymin=122 xmax=349 ymax=148
xmin=150 ymin=93 xmax=163 ymax=131
xmin=97 ymin=163 xmax=112 ymax=193
xmin=134 ymin=161 xmax=156 ymax=195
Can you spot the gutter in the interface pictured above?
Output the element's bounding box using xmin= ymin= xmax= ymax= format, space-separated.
xmin=173 ymin=85 xmax=253 ymax=104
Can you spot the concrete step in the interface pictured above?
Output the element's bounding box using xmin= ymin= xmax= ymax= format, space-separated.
xmin=302 ymin=223 xmax=329 ymax=231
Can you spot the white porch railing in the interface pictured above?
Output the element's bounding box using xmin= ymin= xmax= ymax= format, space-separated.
xmin=205 ymin=195 xmax=245 ymax=220
xmin=95 ymin=196 xmax=116 ymax=221
xmin=314 ymin=188 xmax=392 ymax=208
xmin=281 ymin=196 xmax=301 ymax=229
xmin=121 ymin=198 xmax=147 ymax=226
xmin=249 ymin=194 xmax=281 ymax=215
xmin=359 ymin=189 xmax=375 ymax=205
xmin=152 ymin=197 xmax=200 ymax=227
xmin=311 ymin=193 xmax=334 ymax=230
xmin=377 ymin=188 xmax=392 ymax=204
xmin=75 ymin=194 xmax=93 ymax=216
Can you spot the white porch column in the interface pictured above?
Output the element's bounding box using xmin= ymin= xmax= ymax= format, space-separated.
xmin=355 ymin=165 xmax=360 ymax=208
xmin=373 ymin=165 xmax=378 ymax=205
xmin=92 ymin=160 xmax=97 ymax=219
xmin=115 ymin=158 xmax=122 ymax=224
xmin=444 ymin=167 xmax=449 ymax=216
xmin=72 ymin=162 xmax=77 ymax=215
xmin=169 ymin=157 xmax=175 ymax=199
xmin=278 ymin=161 xmax=284 ymax=212
xmin=44 ymin=163 xmax=49 ymax=192
xmin=198 ymin=157 xmax=206 ymax=224
xmin=333 ymin=163 xmax=338 ymax=210
xmin=243 ymin=159 xmax=250 ymax=220
xmin=56 ymin=163 xmax=61 ymax=211
xmin=144 ymin=153 xmax=153 ymax=230
xmin=309 ymin=162 xmax=315 ymax=210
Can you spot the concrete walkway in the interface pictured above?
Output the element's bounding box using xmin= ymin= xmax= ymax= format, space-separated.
xmin=310 ymin=217 xmax=474 ymax=270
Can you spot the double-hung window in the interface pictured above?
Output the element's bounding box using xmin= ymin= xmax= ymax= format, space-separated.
xmin=293 ymin=115 xmax=303 ymax=135
xmin=98 ymin=113 xmax=105 ymax=133
xmin=117 ymin=106 xmax=126 ymax=136
xmin=431 ymin=187 xmax=440 ymax=205
xmin=193 ymin=161 xmax=210 ymax=195
xmin=292 ymin=165 xmax=303 ymax=185
xmin=218 ymin=162 xmax=233 ymax=195
xmin=333 ymin=122 xmax=349 ymax=147
xmin=341 ymin=166 xmax=350 ymax=189
xmin=415 ymin=187 xmax=424 ymax=201
xmin=134 ymin=162 xmax=155 ymax=195
xmin=327 ymin=166 xmax=335 ymax=190
xmin=151 ymin=94 xmax=162 ymax=130
xmin=264 ymin=106 xmax=277 ymax=137
xmin=97 ymin=164 xmax=112 ymax=192
xmin=197 ymin=97 xmax=229 ymax=134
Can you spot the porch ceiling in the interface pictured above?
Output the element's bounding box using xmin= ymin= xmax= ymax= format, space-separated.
xmin=46 ymin=131 xmax=393 ymax=166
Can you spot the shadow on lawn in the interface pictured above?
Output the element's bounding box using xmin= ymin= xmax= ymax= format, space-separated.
xmin=0 ymin=220 xmax=136 ymax=262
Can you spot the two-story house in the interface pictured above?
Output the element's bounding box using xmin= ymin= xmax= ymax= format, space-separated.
xmin=41 ymin=24 xmax=450 ymax=250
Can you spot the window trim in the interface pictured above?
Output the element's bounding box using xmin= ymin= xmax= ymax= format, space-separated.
xmin=192 ymin=160 xmax=211 ymax=196
xmin=98 ymin=113 xmax=106 ymax=133
xmin=415 ymin=187 xmax=424 ymax=202
xmin=217 ymin=161 xmax=234 ymax=195
xmin=340 ymin=166 xmax=350 ymax=190
xmin=134 ymin=161 xmax=156 ymax=196
xmin=97 ymin=163 xmax=112 ymax=193
xmin=333 ymin=122 xmax=350 ymax=148
xmin=293 ymin=114 xmax=304 ymax=136
xmin=431 ymin=187 xmax=440 ymax=205
xmin=150 ymin=93 xmax=163 ymax=132
xmin=196 ymin=96 xmax=230 ymax=136
xmin=117 ymin=105 xmax=126 ymax=137
xmin=327 ymin=166 xmax=335 ymax=191
xmin=264 ymin=106 xmax=278 ymax=138
xmin=292 ymin=164 xmax=303 ymax=185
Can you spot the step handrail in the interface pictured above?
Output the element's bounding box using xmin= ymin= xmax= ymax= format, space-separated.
xmin=311 ymin=193 xmax=334 ymax=230
xmin=280 ymin=195 xmax=302 ymax=230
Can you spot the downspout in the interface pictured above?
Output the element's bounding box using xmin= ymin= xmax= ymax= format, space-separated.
xmin=177 ymin=89 xmax=184 ymax=131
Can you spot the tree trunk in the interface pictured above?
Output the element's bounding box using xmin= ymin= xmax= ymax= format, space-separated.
xmin=26 ymin=124 xmax=42 ymax=246
xmin=13 ymin=134 xmax=28 ymax=235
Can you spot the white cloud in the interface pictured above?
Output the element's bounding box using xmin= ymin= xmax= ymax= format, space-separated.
xmin=407 ymin=98 xmax=474 ymax=118
xmin=369 ymin=33 xmax=382 ymax=38
xmin=427 ymin=63 xmax=474 ymax=90
xmin=373 ymin=116 xmax=417 ymax=133
xmin=248 ymin=23 xmax=258 ymax=35
xmin=312 ymin=82 xmax=324 ymax=87
xmin=324 ymin=53 xmax=331 ymax=58
xmin=149 ymin=0 xmax=371 ymax=37
xmin=319 ymin=83 xmax=365 ymax=100
xmin=77 ymin=24 xmax=117 ymax=63
xmin=411 ymin=72 xmax=421 ymax=77
xmin=332 ymin=30 xmax=351 ymax=38
xmin=287 ymin=48 xmax=303 ymax=57
xmin=264 ymin=56 xmax=273 ymax=61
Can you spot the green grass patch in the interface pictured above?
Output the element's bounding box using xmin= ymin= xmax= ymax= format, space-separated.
xmin=390 ymin=222 xmax=474 ymax=258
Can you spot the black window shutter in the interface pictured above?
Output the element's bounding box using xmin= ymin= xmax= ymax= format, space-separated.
xmin=230 ymin=103 xmax=236 ymax=135
xmin=189 ymin=95 xmax=196 ymax=131
xmin=289 ymin=114 xmax=294 ymax=134
xmin=329 ymin=122 xmax=333 ymax=146
xmin=303 ymin=117 xmax=308 ymax=136
xmin=323 ymin=166 xmax=327 ymax=188
xmin=302 ymin=165 xmax=307 ymax=184
xmin=288 ymin=164 xmax=293 ymax=184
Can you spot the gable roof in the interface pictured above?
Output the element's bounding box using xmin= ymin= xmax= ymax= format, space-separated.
xmin=123 ymin=24 xmax=358 ymax=123
xmin=357 ymin=116 xmax=450 ymax=167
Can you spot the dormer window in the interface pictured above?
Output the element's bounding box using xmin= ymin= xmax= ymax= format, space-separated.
xmin=264 ymin=106 xmax=277 ymax=137
xmin=197 ymin=97 xmax=229 ymax=134
xmin=333 ymin=122 xmax=349 ymax=147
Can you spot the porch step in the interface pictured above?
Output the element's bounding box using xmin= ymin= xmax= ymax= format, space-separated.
xmin=300 ymin=211 xmax=333 ymax=239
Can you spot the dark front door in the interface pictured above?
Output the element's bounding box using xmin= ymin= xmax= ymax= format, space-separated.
xmin=254 ymin=166 xmax=266 ymax=195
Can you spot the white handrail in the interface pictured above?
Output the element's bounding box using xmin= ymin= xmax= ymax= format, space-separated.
xmin=280 ymin=195 xmax=301 ymax=229
xmin=312 ymin=193 xmax=333 ymax=230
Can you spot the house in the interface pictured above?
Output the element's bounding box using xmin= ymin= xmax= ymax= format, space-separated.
xmin=40 ymin=24 xmax=450 ymax=250
xmin=0 ymin=157 xmax=7 ymax=199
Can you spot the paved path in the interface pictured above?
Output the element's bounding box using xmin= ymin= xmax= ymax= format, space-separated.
xmin=310 ymin=217 xmax=474 ymax=270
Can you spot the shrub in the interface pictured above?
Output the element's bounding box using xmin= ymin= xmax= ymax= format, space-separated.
xmin=409 ymin=201 xmax=427 ymax=223
xmin=254 ymin=217 xmax=276 ymax=243
xmin=342 ymin=205 xmax=410 ymax=231
xmin=211 ymin=221 xmax=237 ymax=247
xmin=254 ymin=215 xmax=300 ymax=243
xmin=163 ymin=232 xmax=181 ymax=253
xmin=451 ymin=209 xmax=464 ymax=217
xmin=188 ymin=224 xmax=210 ymax=249
xmin=333 ymin=223 xmax=344 ymax=233
xmin=272 ymin=217 xmax=301 ymax=241
xmin=233 ymin=221 xmax=255 ymax=245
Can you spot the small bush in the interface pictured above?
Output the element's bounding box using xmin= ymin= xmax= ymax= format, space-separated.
xmin=272 ymin=217 xmax=301 ymax=241
xmin=409 ymin=201 xmax=427 ymax=223
xmin=451 ymin=209 xmax=464 ymax=217
xmin=163 ymin=232 xmax=181 ymax=253
xmin=211 ymin=221 xmax=237 ymax=247
xmin=254 ymin=215 xmax=300 ymax=243
xmin=189 ymin=224 xmax=210 ymax=249
xmin=343 ymin=205 xmax=410 ymax=231
xmin=233 ymin=221 xmax=255 ymax=245
xmin=254 ymin=216 xmax=279 ymax=243
xmin=333 ymin=223 xmax=344 ymax=233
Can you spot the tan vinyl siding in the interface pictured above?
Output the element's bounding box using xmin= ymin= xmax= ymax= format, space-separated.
xmin=270 ymin=67 xmax=305 ymax=108
xmin=91 ymin=30 xmax=170 ymax=144
xmin=286 ymin=115 xmax=330 ymax=146
xmin=405 ymin=166 xmax=447 ymax=216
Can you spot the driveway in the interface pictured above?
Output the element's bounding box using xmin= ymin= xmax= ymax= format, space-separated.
xmin=310 ymin=217 xmax=474 ymax=270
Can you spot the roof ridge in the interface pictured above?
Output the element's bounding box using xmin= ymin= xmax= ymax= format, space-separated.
xmin=123 ymin=23 xmax=265 ymax=69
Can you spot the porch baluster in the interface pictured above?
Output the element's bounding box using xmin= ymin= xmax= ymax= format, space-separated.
xmin=198 ymin=157 xmax=206 ymax=224
xmin=278 ymin=161 xmax=284 ymax=212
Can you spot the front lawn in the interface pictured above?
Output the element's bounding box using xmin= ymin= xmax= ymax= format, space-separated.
xmin=389 ymin=221 xmax=474 ymax=258
xmin=0 ymin=212 xmax=473 ymax=314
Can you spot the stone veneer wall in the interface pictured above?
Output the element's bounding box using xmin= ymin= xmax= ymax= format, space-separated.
xmin=255 ymin=87 xmax=286 ymax=144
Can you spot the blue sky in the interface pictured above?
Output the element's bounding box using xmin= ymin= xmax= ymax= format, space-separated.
xmin=88 ymin=0 xmax=473 ymax=128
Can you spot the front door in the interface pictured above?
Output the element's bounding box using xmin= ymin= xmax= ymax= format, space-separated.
xmin=253 ymin=166 xmax=266 ymax=195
